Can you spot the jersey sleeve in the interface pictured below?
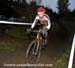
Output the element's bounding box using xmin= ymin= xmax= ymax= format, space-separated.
xmin=31 ymin=16 xmax=39 ymax=29
xmin=44 ymin=16 xmax=51 ymax=30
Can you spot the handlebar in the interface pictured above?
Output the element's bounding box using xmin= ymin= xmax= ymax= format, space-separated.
xmin=26 ymin=28 xmax=39 ymax=40
xmin=26 ymin=28 xmax=39 ymax=34
xmin=31 ymin=30 xmax=39 ymax=33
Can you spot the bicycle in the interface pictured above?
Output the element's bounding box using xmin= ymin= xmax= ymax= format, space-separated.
xmin=26 ymin=24 xmax=48 ymax=64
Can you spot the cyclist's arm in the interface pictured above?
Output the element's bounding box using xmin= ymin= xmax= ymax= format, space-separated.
xmin=44 ymin=16 xmax=51 ymax=30
xmin=31 ymin=16 xmax=39 ymax=29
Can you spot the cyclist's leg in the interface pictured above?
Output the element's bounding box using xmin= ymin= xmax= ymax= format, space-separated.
xmin=41 ymin=29 xmax=48 ymax=48
xmin=45 ymin=32 xmax=48 ymax=46
xmin=36 ymin=28 xmax=48 ymax=48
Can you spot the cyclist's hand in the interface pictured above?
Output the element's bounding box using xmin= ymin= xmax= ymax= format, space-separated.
xmin=27 ymin=28 xmax=32 ymax=34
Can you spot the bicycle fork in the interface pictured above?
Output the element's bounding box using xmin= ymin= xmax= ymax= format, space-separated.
xmin=32 ymin=33 xmax=41 ymax=56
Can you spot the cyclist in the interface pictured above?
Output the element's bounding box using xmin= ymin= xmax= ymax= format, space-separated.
xmin=31 ymin=7 xmax=51 ymax=47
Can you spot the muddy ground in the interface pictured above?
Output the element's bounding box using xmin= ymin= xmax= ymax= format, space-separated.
xmin=0 ymin=31 xmax=72 ymax=68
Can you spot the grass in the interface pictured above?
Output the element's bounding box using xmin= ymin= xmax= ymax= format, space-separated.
xmin=54 ymin=36 xmax=75 ymax=68
xmin=54 ymin=46 xmax=70 ymax=68
xmin=8 ymin=25 xmax=27 ymax=39
xmin=8 ymin=25 xmax=36 ymax=40
xmin=0 ymin=42 xmax=21 ymax=53
xmin=0 ymin=25 xmax=31 ymax=53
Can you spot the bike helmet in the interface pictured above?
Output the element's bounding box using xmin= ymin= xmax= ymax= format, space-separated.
xmin=37 ymin=7 xmax=46 ymax=13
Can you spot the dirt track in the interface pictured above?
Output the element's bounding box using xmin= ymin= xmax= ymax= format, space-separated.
xmin=0 ymin=32 xmax=72 ymax=68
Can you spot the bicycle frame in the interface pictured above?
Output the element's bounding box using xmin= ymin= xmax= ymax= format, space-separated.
xmin=26 ymin=29 xmax=43 ymax=63
xmin=26 ymin=23 xmax=48 ymax=63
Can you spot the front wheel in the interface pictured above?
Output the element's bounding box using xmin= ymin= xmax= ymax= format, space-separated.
xmin=26 ymin=39 xmax=41 ymax=64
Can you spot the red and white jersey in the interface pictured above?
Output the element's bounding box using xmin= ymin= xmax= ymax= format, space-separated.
xmin=31 ymin=14 xmax=51 ymax=30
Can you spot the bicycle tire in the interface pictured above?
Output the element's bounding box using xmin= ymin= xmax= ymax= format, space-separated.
xmin=26 ymin=39 xmax=41 ymax=63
